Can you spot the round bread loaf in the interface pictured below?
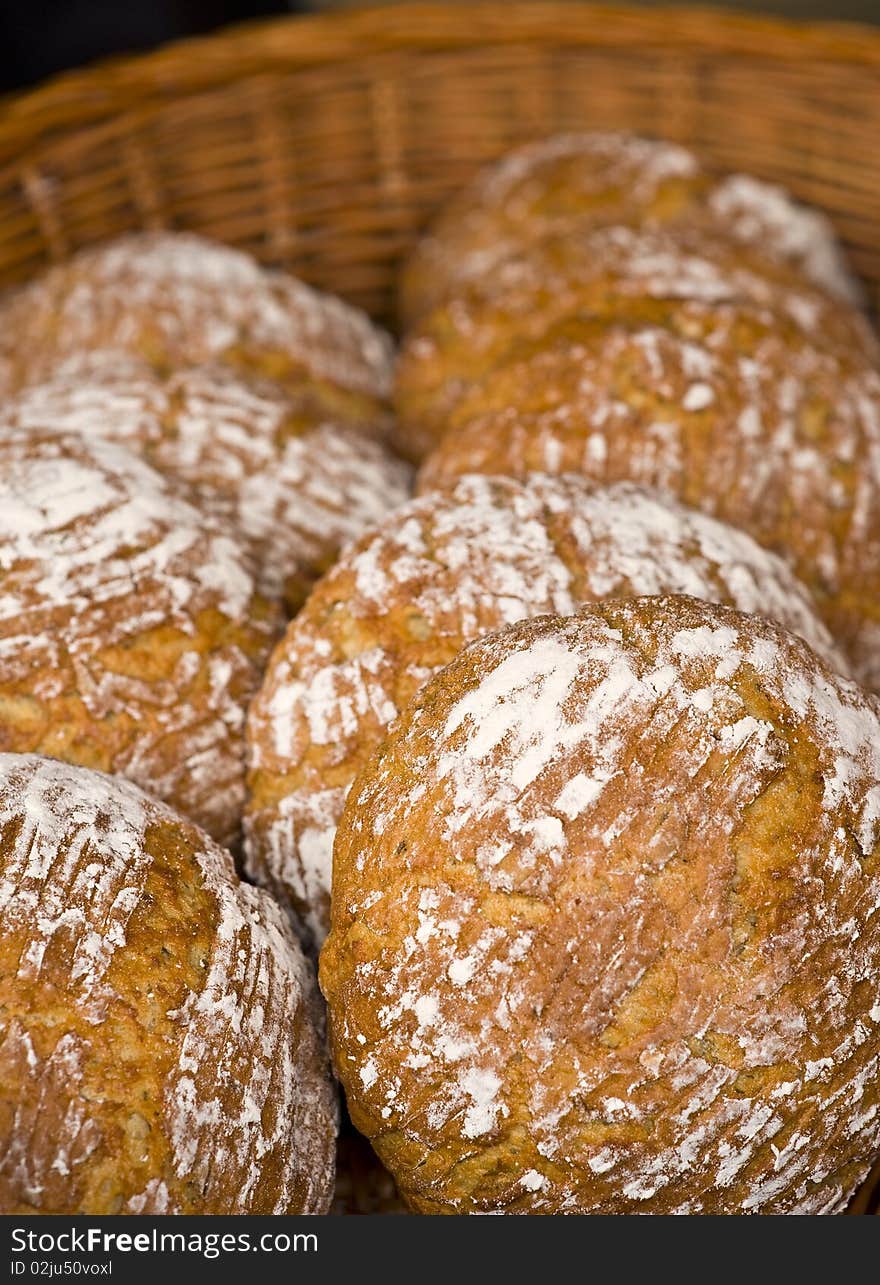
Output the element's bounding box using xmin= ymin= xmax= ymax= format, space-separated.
xmin=417 ymin=307 xmax=880 ymax=693
xmin=321 ymin=595 xmax=880 ymax=1215
xmin=0 ymin=429 xmax=279 ymax=846
xmin=246 ymin=475 xmax=841 ymax=944
xmin=0 ymin=232 xmax=394 ymax=407
xmin=0 ymin=753 xmax=336 ymax=1214
xmin=4 ymin=358 xmax=412 ymax=615
xmin=399 ymin=132 xmax=861 ymax=325
xmin=396 ymin=222 xmax=875 ymax=460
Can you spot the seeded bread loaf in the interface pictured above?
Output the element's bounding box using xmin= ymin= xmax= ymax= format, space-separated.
xmin=0 ymin=429 xmax=279 ymax=845
xmin=246 ymin=475 xmax=842 ymax=944
xmin=0 ymin=232 xmax=394 ymax=410
xmin=4 ymin=357 xmax=411 ymax=615
xmin=322 ymin=596 xmax=880 ymax=1214
xmin=399 ymin=132 xmax=861 ymax=326
xmin=416 ymin=301 xmax=880 ymax=693
xmin=0 ymin=754 xmax=337 ymax=1214
xmin=396 ymin=221 xmax=875 ymax=460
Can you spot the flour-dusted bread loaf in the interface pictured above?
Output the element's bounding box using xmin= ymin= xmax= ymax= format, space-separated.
xmin=395 ymin=221 xmax=875 ymax=460
xmin=0 ymin=753 xmax=336 ymax=1214
xmin=0 ymin=232 xmax=394 ymax=408
xmin=0 ymin=429 xmax=279 ymax=846
xmin=246 ymin=475 xmax=842 ymax=944
xmin=321 ymin=595 xmax=880 ymax=1214
xmin=417 ymin=302 xmax=880 ymax=694
xmin=4 ymin=358 xmax=412 ymax=615
xmin=399 ymin=132 xmax=861 ymax=326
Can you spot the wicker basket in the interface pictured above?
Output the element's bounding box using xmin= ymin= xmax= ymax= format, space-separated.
xmin=1 ymin=2 xmax=880 ymax=329
xmin=0 ymin=1 xmax=878 ymax=1213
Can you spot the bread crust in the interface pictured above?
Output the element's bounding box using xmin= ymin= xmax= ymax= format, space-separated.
xmin=321 ymin=595 xmax=880 ymax=1214
xmin=0 ymin=232 xmax=394 ymax=404
xmin=417 ymin=304 xmax=880 ymax=692
xmin=3 ymin=357 xmax=411 ymax=615
xmin=399 ymin=132 xmax=861 ymax=326
xmin=396 ymin=222 xmax=875 ymax=460
xmin=246 ymin=475 xmax=841 ymax=944
xmin=0 ymin=429 xmax=278 ymax=845
xmin=0 ymin=754 xmax=337 ymax=1214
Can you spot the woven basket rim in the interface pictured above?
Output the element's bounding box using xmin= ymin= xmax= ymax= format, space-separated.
xmin=2 ymin=2 xmax=880 ymax=153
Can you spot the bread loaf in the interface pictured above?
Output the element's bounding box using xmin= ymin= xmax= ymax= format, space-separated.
xmin=0 ymin=754 xmax=337 ymax=1214
xmin=322 ymin=596 xmax=880 ymax=1214
xmin=246 ymin=475 xmax=842 ymax=943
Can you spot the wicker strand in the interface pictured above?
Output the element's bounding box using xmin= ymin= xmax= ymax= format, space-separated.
xmin=0 ymin=5 xmax=876 ymax=321
xmin=121 ymin=130 xmax=166 ymax=231
xmin=18 ymin=166 xmax=67 ymax=263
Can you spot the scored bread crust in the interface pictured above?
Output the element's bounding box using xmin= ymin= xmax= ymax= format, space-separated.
xmin=399 ymin=132 xmax=862 ymax=326
xmin=395 ymin=221 xmax=876 ymax=461
xmin=0 ymin=428 xmax=279 ymax=846
xmin=0 ymin=753 xmax=337 ymax=1215
xmin=321 ymin=595 xmax=880 ymax=1215
xmin=245 ymin=475 xmax=842 ymax=944
xmin=3 ymin=357 xmax=412 ymax=615
xmin=0 ymin=232 xmax=394 ymax=403
xmin=417 ymin=305 xmax=880 ymax=694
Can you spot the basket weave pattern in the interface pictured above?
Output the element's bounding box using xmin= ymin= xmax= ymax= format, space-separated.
xmin=0 ymin=2 xmax=878 ymax=1213
xmin=1 ymin=4 xmax=879 ymax=326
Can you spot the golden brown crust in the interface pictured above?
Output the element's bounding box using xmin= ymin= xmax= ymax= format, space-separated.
xmin=399 ymin=132 xmax=861 ymax=326
xmin=395 ymin=222 xmax=875 ymax=461
xmin=0 ymin=754 xmax=337 ymax=1214
xmin=0 ymin=429 xmax=279 ymax=846
xmin=0 ymin=232 xmax=394 ymax=403
xmin=245 ymin=475 xmax=841 ymax=944
xmin=417 ymin=307 xmax=880 ymax=693
xmin=321 ymin=595 xmax=880 ymax=1214
xmin=3 ymin=358 xmax=411 ymax=615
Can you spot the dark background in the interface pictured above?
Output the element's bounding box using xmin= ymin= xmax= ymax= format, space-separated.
xmin=0 ymin=2 xmax=294 ymax=93
xmin=0 ymin=1 xmax=878 ymax=95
